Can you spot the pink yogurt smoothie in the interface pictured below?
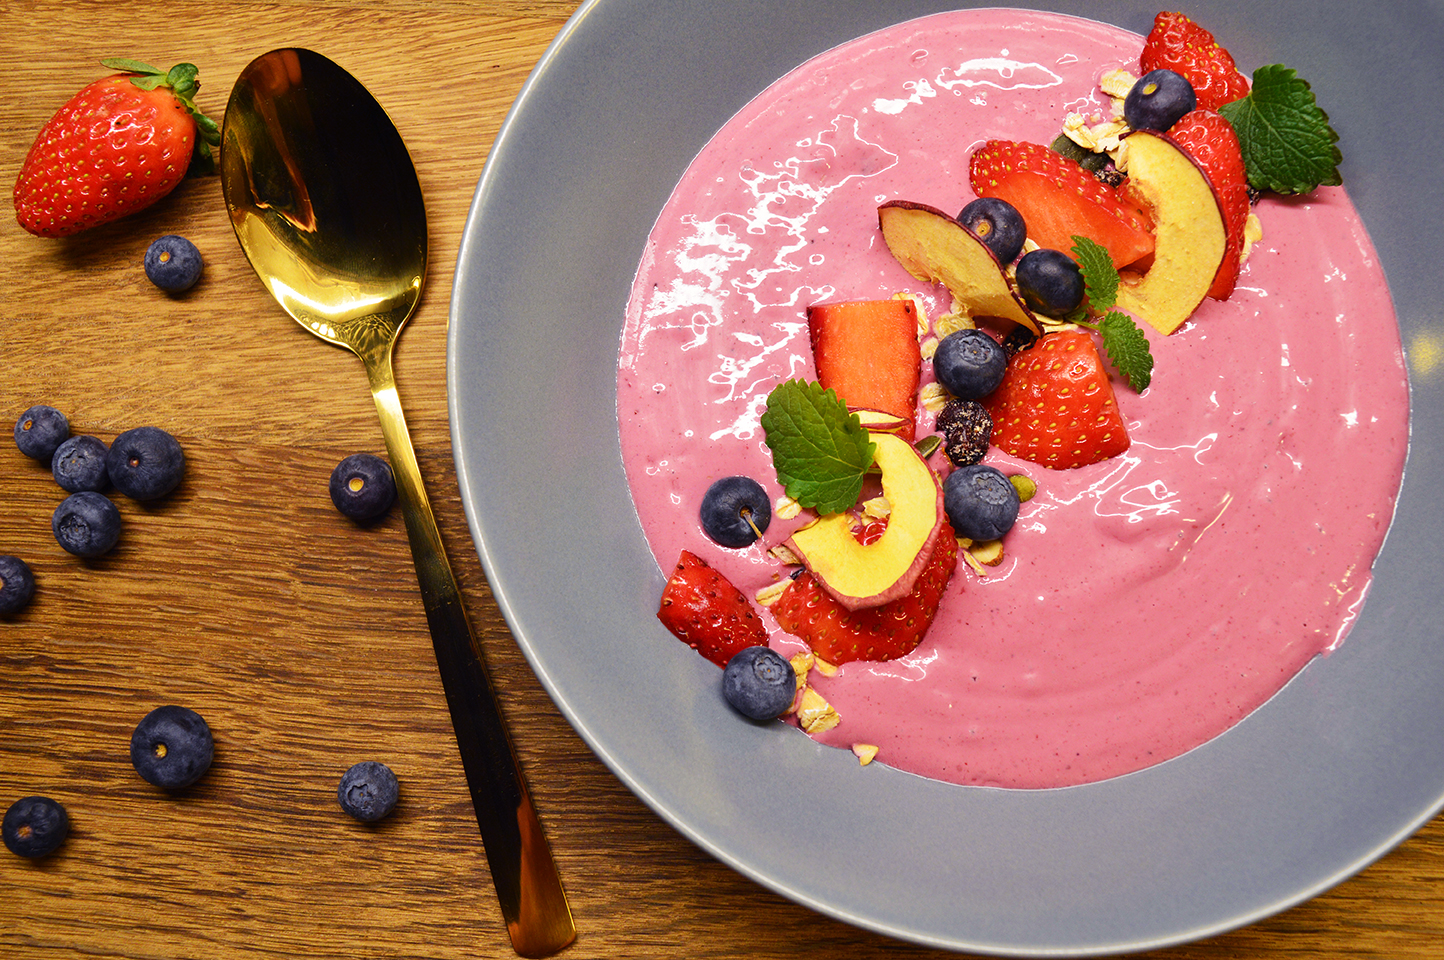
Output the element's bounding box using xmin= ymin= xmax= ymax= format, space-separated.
xmin=617 ymin=9 xmax=1409 ymax=788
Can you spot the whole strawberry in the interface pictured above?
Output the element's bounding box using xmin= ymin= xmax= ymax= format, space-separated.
xmin=14 ymin=59 xmax=220 ymax=238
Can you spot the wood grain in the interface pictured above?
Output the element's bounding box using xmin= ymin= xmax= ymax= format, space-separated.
xmin=2 ymin=2 xmax=1441 ymax=958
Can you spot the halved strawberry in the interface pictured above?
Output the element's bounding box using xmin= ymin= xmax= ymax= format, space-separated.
xmin=807 ymin=299 xmax=921 ymax=434
xmin=969 ymin=140 xmax=1155 ymax=269
xmin=770 ymin=520 xmax=958 ymax=664
xmin=984 ymin=331 xmax=1130 ymax=470
xmin=1139 ymin=12 xmax=1250 ymax=112
xmin=1167 ymin=109 xmax=1250 ymax=299
xmin=657 ymin=550 xmax=769 ymax=667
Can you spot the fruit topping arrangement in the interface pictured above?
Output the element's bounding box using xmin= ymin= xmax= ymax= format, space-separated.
xmin=648 ymin=11 xmax=1351 ymax=753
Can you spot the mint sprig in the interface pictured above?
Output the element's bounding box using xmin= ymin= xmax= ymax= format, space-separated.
xmin=1069 ymin=236 xmax=1154 ymax=392
xmin=1097 ymin=312 xmax=1153 ymax=392
xmin=760 ymin=380 xmax=874 ymax=515
xmin=1218 ymin=64 xmax=1341 ymax=195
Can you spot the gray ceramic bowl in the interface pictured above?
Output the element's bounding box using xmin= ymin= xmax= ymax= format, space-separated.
xmin=449 ymin=1 xmax=1443 ymax=953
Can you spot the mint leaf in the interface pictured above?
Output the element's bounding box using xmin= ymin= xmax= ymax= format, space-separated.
xmin=1070 ymin=235 xmax=1119 ymax=311
xmin=760 ymin=380 xmax=874 ymax=515
xmin=1218 ymin=64 xmax=1342 ymax=194
xmin=1099 ymin=312 xmax=1153 ymax=392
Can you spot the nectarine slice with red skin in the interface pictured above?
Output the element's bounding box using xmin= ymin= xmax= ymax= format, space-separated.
xmin=877 ymin=200 xmax=1041 ymax=335
xmin=785 ymin=431 xmax=944 ymax=611
xmin=1113 ymin=130 xmax=1228 ymax=335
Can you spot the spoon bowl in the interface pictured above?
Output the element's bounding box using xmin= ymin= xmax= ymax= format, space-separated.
xmin=221 ymin=48 xmax=574 ymax=958
xmin=222 ymin=48 xmax=425 ymax=359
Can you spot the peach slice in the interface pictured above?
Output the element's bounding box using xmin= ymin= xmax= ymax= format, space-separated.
xmin=1114 ymin=131 xmax=1228 ymax=335
xmin=853 ymin=408 xmax=913 ymax=439
xmin=878 ymin=200 xmax=1041 ymax=335
xmin=784 ymin=430 xmax=944 ymax=610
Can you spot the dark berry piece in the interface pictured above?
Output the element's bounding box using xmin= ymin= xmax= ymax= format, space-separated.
xmin=933 ymin=329 xmax=1007 ymax=400
xmin=2 ymin=796 xmax=69 ymax=858
xmin=51 ymin=435 xmax=110 ymax=493
xmin=936 ymin=399 xmax=993 ymax=468
xmin=106 ymin=426 xmax=185 ymax=501
xmin=143 ymin=235 xmax=204 ymax=293
xmin=1124 ymin=69 xmax=1197 ymax=132
xmin=329 ymin=454 xmax=396 ymax=522
xmin=130 ymin=705 xmax=214 ymax=790
xmin=699 ymin=476 xmax=771 ymax=548
xmin=722 ymin=646 xmax=797 ymax=720
xmin=0 ymin=556 xmax=37 ymax=617
xmin=14 ymin=405 xmax=69 ymax=462
xmin=957 ymin=197 xmax=1027 ymax=264
xmin=1015 ymin=248 xmax=1084 ymax=318
xmin=52 ymin=492 xmax=122 ymax=557
xmin=943 ymin=464 xmax=1020 ymax=541
xmin=337 ymin=761 xmax=400 ymax=821
xmin=1003 ymin=325 xmax=1038 ymax=357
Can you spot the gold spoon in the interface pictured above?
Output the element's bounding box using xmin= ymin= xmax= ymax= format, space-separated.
xmin=219 ymin=48 xmax=575 ymax=958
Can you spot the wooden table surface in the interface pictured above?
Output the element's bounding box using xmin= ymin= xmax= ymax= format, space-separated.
xmin=3 ymin=2 xmax=1442 ymax=958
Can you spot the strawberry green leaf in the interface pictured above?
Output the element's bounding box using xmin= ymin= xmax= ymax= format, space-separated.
xmin=99 ymin=58 xmax=164 ymax=77
xmin=1099 ymin=312 xmax=1153 ymax=392
xmin=1218 ymin=64 xmax=1342 ymax=194
xmin=1070 ymin=235 xmax=1119 ymax=311
xmin=761 ymin=380 xmax=874 ymax=516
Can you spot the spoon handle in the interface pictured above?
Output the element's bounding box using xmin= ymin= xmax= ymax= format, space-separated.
xmin=365 ymin=351 xmax=576 ymax=958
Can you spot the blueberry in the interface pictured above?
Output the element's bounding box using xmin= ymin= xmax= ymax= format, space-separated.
xmin=14 ymin=405 xmax=69 ymax=462
xmin=1015 ymin=249 xmax=1084 ymax=318
xmin=2 ymin=796 xmax=69 ymax=859
xmin=958 ymin=197 xmax=1027 ymax=264
xmin=106 ymin=426 xmax=185 ymax=501
xmin=936 ymin=399 xmax=993 ymax=468
xmin=699 ymin=476 xmax=771 ymax=548
xmin=329 ymin=453 xmax=396 ymax=522
xmin=143 ymin=235 xmax=204 ymax=293
xmin=0 ymin=556 xmax=37 ymax=617
xmin=933 ymin=329 xmax=1007 ymax=400
xmin=1124 ymin=69 xmax=1197 ymax=132
xmin=51 ymin=435 xmax=110 ymax=493
xmin=52 ymin=491 xmax=122 ymax=557
xmin=943 ymin=464 xmax=1020 ymax=541
xmin=337 ymin=761 xmax=400 ymax=821
xmin=722 ymin=646 xmax=797 ymax=720
xmin=130 ymin=705 xmax=215 ymax=790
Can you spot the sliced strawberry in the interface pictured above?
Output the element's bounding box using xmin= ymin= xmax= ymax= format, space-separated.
xmin=1168 ymin=109 xmax=1250 ymax=300
xmin=1139 ymin=12 xmax=1250 ymax=112
xmin=771 ymin=521 xmax=958 ymax=664
xmin=984 ymin=331 xmax=1130 ymax=470
xmin=969 ymin=140 xmax=1155 ymax=269
xmin=657 ymin=550 xmax=769 ymax=667
xmin=853 ymin=518 xmax=888 ymax=546
xmin=807 ymin=299 xmax=921 ymax=433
